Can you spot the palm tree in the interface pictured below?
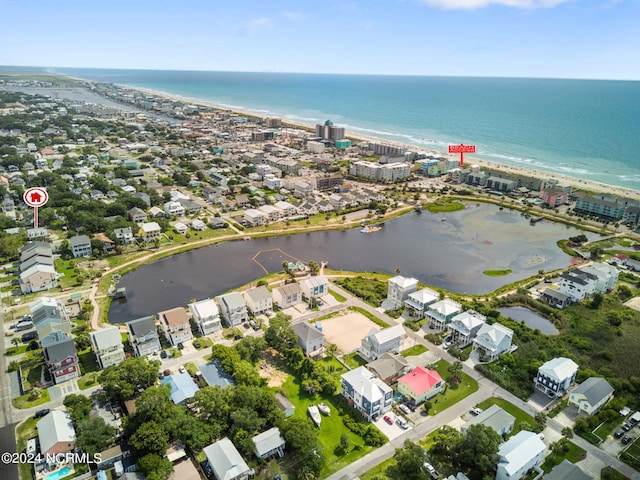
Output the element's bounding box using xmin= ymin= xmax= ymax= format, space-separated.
xmin=308 ymin=261 xmax=320 ymax=275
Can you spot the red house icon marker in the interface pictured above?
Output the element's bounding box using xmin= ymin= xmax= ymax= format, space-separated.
xmin=30 ymin=191 xmax=42 ymax=203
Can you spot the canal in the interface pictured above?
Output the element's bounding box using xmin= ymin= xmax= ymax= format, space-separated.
xmin=109 ymin=203 xmax=589 ymax=323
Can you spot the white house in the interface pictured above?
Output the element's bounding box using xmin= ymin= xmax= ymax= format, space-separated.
xmin=244 ymin=209 xmax=267 ymax=226
xmin=139 ymin=222 xmax=162 ymax=242
xmin=114 ymin=227 xmax=133 ymax=244
xmin=158 ymin=307 xmax=193 ymax=346
xmin=70 ymin=234 xmax=92 ymax=258
xmin=425 ymin=298 xmax=462 ymax=331
xmin=215 ymin=292 xmax=249 ymax=327
xmin=258 ymin=205 xmax=281 ymax=222
xmin=37 ymin=411 xmax=76 ymax=456
xmin=580 ymin=263 xmax=619 ymax=292
xmin=386 ymin=275 xmax=419 ymax=309
xmin=272 ymin=283 xmax=303 ymax=309
xmin=299 ymin=276 xmax=328 ymax=299
xmin=292 ymin=322 xmax=325 ymax=356
xmin=173 ymin=222 xmax=188 ymax=234
xmin=203 ymin=438 xmax=252 ymax=480
xmin=242 ymin=286 xmax=273 ymax=315
xmin=90 ymin=326 xmax=125 ymax=369
xmin=472 ymin=322 xmax=513 ymax=362
xmin=404 ymin=287 xmax=439 ymax=319
xmin=252 ymin=427 xmax=285 ymax=459
xmin=274 ymin=201 xmax=296 ymax=217
xmin=189 ymin=299 xmax=222 ymax=335
xmin=568 ymin=377 xmax=614 ymax=415
xmin=447 ymin=310 xmax=486 ymax=347
xmin=164 ymin=201 xmax=186 ymax=217
xmin=127 ymin=316 xmax=161 ymax=357
xmin=359 ymin=324 xmax=406 ymax=361
xmin=495 ymin=431 xmax=546 ymax=480
xmin=340 ymin=366 xmax=393 ymax=421
xmin=556 ymin=269 xmax=598 ymax=303
xmin=534 ymin=357 xmax=579 ymax=398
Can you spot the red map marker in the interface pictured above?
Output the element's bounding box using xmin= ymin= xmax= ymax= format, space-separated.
xmin=448 ymin=144 xmax=476 ymax=167
xmin=23 ymin=187 xmax=49 ymax=228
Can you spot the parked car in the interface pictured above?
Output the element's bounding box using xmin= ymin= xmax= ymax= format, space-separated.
xmin=383 ymin=415 xmax=394 ymax=425
xmin=34 ymin=409 xmax=50 ymax=418
xmin=398 ymin=403 xmax=412 ymax=415
xmin=396 ymin=417 xmax=409 ymax=429
xmin=615 ymin=428 xmax=626 ymax=438
xmin=193 ymin=340 xmax=201 ymax=348
xmin=470 ymin=407 xmax=483 ymax=416
xmin=243 ymin=323 xmax=250 ymax=329
xmin=177 ymin=342 xmax=184 ymax=350
xmin=622 ymin=434 xmax=633 ymax=445
xmin=423 ymin=462 xmax=438 ymax=480
xmin=158 ymin=372 xmax=165 ymax=380
xmin=443 ymin=336 xmax=453 ymax=348
xmin=21 ymin=331 xmax=37 ymax=342
xmin=234 ymin=335 xmax=243 ymax=340
xmin=623 ymin=422 xmax=633 ymax=431
xmin=160 ymin=350 xmax=168 ymax=359
xmin=179 ymin=366 xmax=186 ymax=374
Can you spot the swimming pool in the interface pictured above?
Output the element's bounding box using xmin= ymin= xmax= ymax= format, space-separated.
xmin=45 ymin=467 xmax=72 ymax=480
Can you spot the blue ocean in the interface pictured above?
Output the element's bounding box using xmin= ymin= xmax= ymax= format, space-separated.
xmin=53 ymin=68 xmax=640 ymax=190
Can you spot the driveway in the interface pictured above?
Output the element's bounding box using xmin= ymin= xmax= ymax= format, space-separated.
xmin=374 ymin=412 xmax=411 ymax=440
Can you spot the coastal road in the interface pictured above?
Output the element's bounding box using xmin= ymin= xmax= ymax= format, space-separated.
xmin=0 ymin=289 xmax=19 ymax=480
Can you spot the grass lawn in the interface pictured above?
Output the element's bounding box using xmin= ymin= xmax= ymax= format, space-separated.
xmin=343 ymin=352 xmax=367 ymax=370
xmin=483 ymin=269 xmax=513 ymax=277
xmin=594 ymin=418 xmax=622 ymax=440
xmin=78 ymin=348 xmax=99 ymax=374
xmin=601 ymin=466 xmax=631 ymax=479
xmin=424 ymin=360 xmax=479 ymax=416
xmin=476 ymin=397 xmax=535 ymax=435
xmin=424 ymin=201 xmax=465 ymax=213
xmin=12 ymin=388 xmax=50 ymax=409
xmin=78 ymin=373 xmax=99 ymax=390
xmin=184 ymin=362 xmax=199 ymax=375
xmin=223 ymin=327 xmax=242 ymax=340
xmin=541 ymin=441 xmax=586 ymax=473
xmin=279 ymin=375 xmax=378 ymax=478
xmin=620 ymin=436 xmax=640 ymax=471
xmin=360 ymin=457 xmax=399 ymax=480
xmin=349 ymin=306 xmax=390 ymax=329
xmin=400 ymin=344 xmax=427 ymax=357
xmin=16 ymin=417 xmax=38 ymax=480
xmin=193 ymin=336 xmax=214 ymax=349
xmin=24 ymin=364 xmax=42 ymax=390
xmin=6 ymin=344 xmax=28 ymax=356
xmin=328 ymin=288 xmax=347 ymax=303
xmin=317 ymin=356 xmax=348 ymax=375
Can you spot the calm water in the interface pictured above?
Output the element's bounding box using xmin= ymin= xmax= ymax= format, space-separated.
xmin=498 ymin=306 xmax=559 ymax=335
xmin=51 ymin=68 xmax=640 ymax=190
xmin=109 ymin=204 xmax=589 ymax=323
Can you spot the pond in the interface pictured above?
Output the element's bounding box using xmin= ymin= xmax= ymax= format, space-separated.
xmin=109 ymin=203 xmax=590 ymax=323
xmin=498 ymin=306 xmax=559 ymax=335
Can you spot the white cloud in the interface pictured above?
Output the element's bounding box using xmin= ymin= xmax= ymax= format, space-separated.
xmin=282 ymin=11 xmax=306 ymax=21
xmin=245 ymin=17 xmax=271 ymax=34
xmin=419 ymin=0 xmax=573 ymax=9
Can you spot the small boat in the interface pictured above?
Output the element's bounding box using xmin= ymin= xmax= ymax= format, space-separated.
xmin=308 ymin=405 xmax=322 ymax=427
xmin=318 ymin=402 xmax=331 ymax=416
xmin=360 ymin=225 xmax=382 ymax=234
xmin=440 ymin=217 xmax=447 ymax=222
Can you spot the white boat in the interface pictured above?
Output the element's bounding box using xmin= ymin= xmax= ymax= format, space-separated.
xmin=318 ymin=402 xmax=331 ymax=416
xmin=308 ymin=405 xmax=322 ymax=427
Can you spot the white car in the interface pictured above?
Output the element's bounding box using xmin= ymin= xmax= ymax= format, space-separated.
xmin=398 ymin=403 xmax=412 ymax=415
xmin=179 ymin=366 xmax=186 ymax=374
xmin=470 ymin=407 xmax=483 ymax=416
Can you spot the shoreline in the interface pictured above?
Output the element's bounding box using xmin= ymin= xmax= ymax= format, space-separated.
xmin=97 ymin=80 xmax=640 ymax=201
xmin=13 ymin=71 xmax=639 ymax=200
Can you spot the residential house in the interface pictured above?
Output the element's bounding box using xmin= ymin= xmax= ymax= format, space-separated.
xmin=37 ymin=411 xmax=76 ymax=456
xmin=200 ymin=361 xmax=236 ymax=389
xmin=42 ymin=330 xmax=80 ymax=384
xmin=397 ymin=366 xmax=445 ymax=405
xmin=114 ymin=227 xmax=134 ymax=244
xmin=404 ymin=287 xmax=439 ymax=320
xmin=215 ymin=292 xmax=249 ymax=327
xmin=203 ymin=438 xmax=252 ymax=480
xmin=161 ymin=373 xmax=200 ymax=405
xmin=472 ymin=322 xmax=513 ymax=362
xmin=128 ymin=207 xmax=148 ymax=224
xmin=299 ymin=276 xmax=329 ymax=299
xmin=19 ymin=263 xmax=58 ymax=294
xmin=544 ymin=460 xmax=593 ymax=480
xmin=178 ymin=198 xmax=202 ymax=215
xmin=425 ymin=298 xmax=462 ymax=331
xmin=387 ymin=276 xmax=419 ymax=309
xmin=189 ymin=299 xmax=222 ymax=335
xmin=173 ymin=222 xmax=188 ymax=234
xmin=272 ymin=283 xmax=303 ymax=309
xmin=26 ymin=227 xmax=49 ymax=240
xmin=568 ymin=377 xmax=614 ymax=415
xmin=158 ymin=307 xmax=193 ymax=346
xmin=258 ymin=205 xmax=281 ymax=222
xmin=244 ymin=209 xmax=267 ymax=226
xmin=359 ymin=324 xmax=406 ymax=361
xmin=90 ymin=326 xmax=126 ymax=369
xmin=191 ymin=219 xmax=206 ymax=231
xmin=496 ymin=431 xmax=546 ymax=480
xmin=366 ymin=352 xmax=410 ymax=385
xmin=292 ymin=322 xmax=325 ymax=357
xmin=540 ymin=288 xmax=572 ymax=309
xmin=446 ymin=310 xmax=486 ymax=347
xmin=534 ymin=357 xmax=579 ymax=398
xmin=70 ymin=234 xmax=92 ymax=258
xmin=139 ymin=222 xmax=162 ymax=242
xmin=252 ymin=427 xmax=285 ymax=459
xmin=243 ymin=286 xmax=273 ymax=315
xmin=341 ymin=366 xmax=393 ymax=421
xmin=461 ymin=404 xmax=515 ymax=436
xmin=164 ymin=201 xmax=185 ymax=217
xmin=148 ymin=206 xmax=165 ymax=218
xmin=275 ymin=393 xmax=295 ymax=418
xmin=580 ymin=263 xmax=619 ymax=292
xmin=127 ymin=316 xmax=161 ymax=357
xmin=31 ymin=297 xmax=69 ymax=334
xmin=20 ymin=242 xmax=53 ymax=263
xmin=557 ymin=269 xmax=598 ymax=303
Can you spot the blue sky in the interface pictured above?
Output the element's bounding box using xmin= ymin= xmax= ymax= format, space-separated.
xmin=1 ymin=0 xmax=638 ymax=79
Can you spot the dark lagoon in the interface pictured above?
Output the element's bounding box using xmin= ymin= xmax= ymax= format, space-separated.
xmin=109 ymin=203 xmax=588 ymax=323
xmin=498 ymin=306 xmax=559 ymax=335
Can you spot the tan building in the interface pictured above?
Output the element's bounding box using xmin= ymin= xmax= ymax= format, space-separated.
xmin=158 ymin=307 xmax=193 ymax=346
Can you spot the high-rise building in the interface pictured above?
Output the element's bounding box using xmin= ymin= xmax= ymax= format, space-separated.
xmin=315 ymin=119 xmax=345 ymax=141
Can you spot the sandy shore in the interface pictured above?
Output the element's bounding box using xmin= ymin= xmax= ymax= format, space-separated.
xmin=43 ymin=78 xmax=640 ymax=201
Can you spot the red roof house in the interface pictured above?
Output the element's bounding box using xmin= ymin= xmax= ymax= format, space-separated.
xmin=397 ymin=366 xmax=444 ymax=404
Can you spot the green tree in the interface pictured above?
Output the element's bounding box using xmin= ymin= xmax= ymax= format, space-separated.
xmin=138 ymin=454 xmax=174 ymax=480
xmin=561 ymin=426 xmax=574 ymax=439
xmin=281 ymin=417 xmax=325 ymax=480
xmin=76 ymin=417 xmax=115 ymax=456
xmin=453 ymin=424 xmax=501 ymax=478
xmin=340 ymin=434 xmax=351 ymax=454
xmin=234 ymin=336 xmax=267 ymax=364
xmin=130 ymin=421 xmax=169 ymax=456
xmin=448 ymin=360 xmax=463 ymax=384
xmin=63 ymin=394 xmax=92 ymax=423
xmin=98 ymin=357 xmax=161 ymax=402
xmin=394 ymin=440 xmax=429 ymax=480
xmin=264 ymin=314 xmax=297 ymax=352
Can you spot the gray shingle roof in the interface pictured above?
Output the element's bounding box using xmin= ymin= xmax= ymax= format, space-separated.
xmin=572 ymin=377 xmax=614 ymax=407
